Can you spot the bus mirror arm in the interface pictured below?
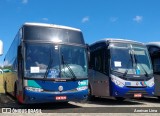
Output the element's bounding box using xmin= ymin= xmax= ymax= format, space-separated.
xmin=86 ymin=43 xmax=90 ymax=51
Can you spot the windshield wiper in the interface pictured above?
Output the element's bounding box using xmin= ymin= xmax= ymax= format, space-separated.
xmin=133 ymin=53 xmax=149 ymax=78
xmin=61 ymin=55 xmax=70 ymax=78
xmin=61 ymin=54 xmax=77 ymax=80
xmin=123 ymin=51 xmax=133 ymax=78
xmin=44 ymin=50 xmax=53 ymax=79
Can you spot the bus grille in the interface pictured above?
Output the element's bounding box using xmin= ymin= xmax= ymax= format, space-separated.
xmin=126 ymin=86 xmax=147 ymax=88
xmin=125 ymin=90 xmax=148 ymax=95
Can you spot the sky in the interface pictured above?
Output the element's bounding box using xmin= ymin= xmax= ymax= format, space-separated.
xmin=0 ymin=0 xmax=160 ymax=66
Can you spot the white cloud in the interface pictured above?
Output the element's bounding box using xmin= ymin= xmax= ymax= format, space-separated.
xmin=133 ymin=16 xmax=143 ymax=23
xmin=110 ymin=17 xmax=118 ymax=22
xmin=22 ymin=0 xmax=28 ymax=4
xmin=82 ymin=16 xmax=89 ymax=23
xmin=42 ymin=18 xmax=49 ymax=21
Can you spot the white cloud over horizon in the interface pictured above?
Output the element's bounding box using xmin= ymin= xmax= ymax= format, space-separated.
xmin=22 ymin=0 xmax=28 ymax=4
xmin=109 ymin=17 xmax=118 ymax=22
xmin=42 ymin=18 xmax=49 ymax=21
xmin=82 ymin=16 xmax=89 ymax=23
xmin=133 ymin=16 xmax=143 ymax=23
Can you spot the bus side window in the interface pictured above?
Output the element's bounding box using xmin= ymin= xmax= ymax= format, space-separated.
xmin=152 ymin=54 xmax=160 ymax=74
xmin=149 ymin=46 xmax=160 ymax=74
xmin=94 ymin=48 xmax=107 ymax=74
xmin=95 ymin=56 xmax=101 ymax=71
xmin=89 ymin=51 xmax=95 ymax=69
xmin=153 ymin=57 xmax=160 ymax=74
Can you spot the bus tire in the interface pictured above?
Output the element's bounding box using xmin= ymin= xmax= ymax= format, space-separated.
xmin=157 ymin=96 xmax=160 ymax=100
xmin=88 ymin=85 xmax=95 ymax=101
xmin=115 ymin=97 xmax=125 ymax=101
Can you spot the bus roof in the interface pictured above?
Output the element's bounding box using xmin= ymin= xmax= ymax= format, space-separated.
xmin=90 ymin=38 xmax=144 ymax=46
xmin=146 ymin=42 xmax=160 ymax=47
xmin=23 ymin=22 xmax=81 ymax=32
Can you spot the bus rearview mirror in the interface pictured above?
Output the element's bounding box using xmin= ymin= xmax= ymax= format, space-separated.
xmin=0 ymin=40 xmax=3 ymax=55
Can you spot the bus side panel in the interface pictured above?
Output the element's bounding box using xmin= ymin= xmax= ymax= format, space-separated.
xmin=154 ymin=74 xmax=160 ymax=96
xmin=89 ymin=69 xmax=110 ymax=97
xmin=88 ymin=69 xmax=97 ymax=96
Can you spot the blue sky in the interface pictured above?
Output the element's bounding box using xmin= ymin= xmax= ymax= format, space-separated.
xmin=0 ymin=0 xmax=160 ymax=65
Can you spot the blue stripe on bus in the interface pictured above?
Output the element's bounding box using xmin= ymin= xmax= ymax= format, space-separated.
xmin=27 ymin=80 xmax=88 ymax=91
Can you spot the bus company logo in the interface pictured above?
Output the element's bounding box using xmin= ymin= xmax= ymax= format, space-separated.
xmin=58 ymin=86 xmax=63 ymax=92
xmin=140 ymin=81 xmax=147 ymax=86
xmin=136 ymin=82 xmax=139 ymax=86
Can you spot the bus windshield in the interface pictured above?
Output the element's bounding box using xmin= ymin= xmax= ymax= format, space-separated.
xmin=60 ymin=45 xmax=87 ymax=79
xmin=24 ymin=43 xmax=88 ymax=79
xmin=110 ymin=43 xmax=153 ymax=77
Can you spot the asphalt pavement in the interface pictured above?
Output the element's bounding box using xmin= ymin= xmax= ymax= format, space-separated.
xmin=0 ymin=94 xmax=160 ymax=115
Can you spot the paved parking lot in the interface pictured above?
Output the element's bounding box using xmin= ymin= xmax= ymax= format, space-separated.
xmin=0 ymin=94 xmax=160 ymax=115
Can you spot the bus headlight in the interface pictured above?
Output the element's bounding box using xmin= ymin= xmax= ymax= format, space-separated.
xmin=26 ymin=87 xmax=43 ymax=92
xmin=148 ymin=81 xmax=154 ymax=87
xmin=77 ymin=86 xmax=88 ymax=91
xmin=146 ymin=78 xmax=154 ymax=87
xmin=114 ymin=80 xmax=124 ymax=88
xmin=111 ymin=75 xmax=125 ymax=88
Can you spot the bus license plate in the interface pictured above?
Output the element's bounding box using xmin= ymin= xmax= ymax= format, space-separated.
xmin=134 ymin=93 xmax=142 ymax=98
xmin=56 ymin=96 xmax=67 ymax=100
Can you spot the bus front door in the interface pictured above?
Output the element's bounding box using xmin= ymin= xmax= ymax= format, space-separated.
xmin=93 ymin=70 xmax=110 ymax=97
xmin=151 ymin=53 xmax=160 ymax=96
xmin=154 ymin=74 xmax=160 ymax=96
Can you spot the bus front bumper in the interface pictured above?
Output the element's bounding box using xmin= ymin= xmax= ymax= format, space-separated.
xmin=23 ymin=89 xmax=88 ymax=104
xmin=111 ymin=83 xmax=154 ymax=98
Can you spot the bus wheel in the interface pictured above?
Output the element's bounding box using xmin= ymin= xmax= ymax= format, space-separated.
xmin=157 ymin=96 xmax=160 ymax=100
xmin=88 ymin=85 xmax=95 ymax=101
xmin=115 ymin=97 xmax=125 ymax=101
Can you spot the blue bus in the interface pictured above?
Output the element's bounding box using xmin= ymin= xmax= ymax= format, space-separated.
xmin=88 ymin=39 xmax=154 ymax=100
xmin=3 ymin=23 xmax=88 ymax=104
